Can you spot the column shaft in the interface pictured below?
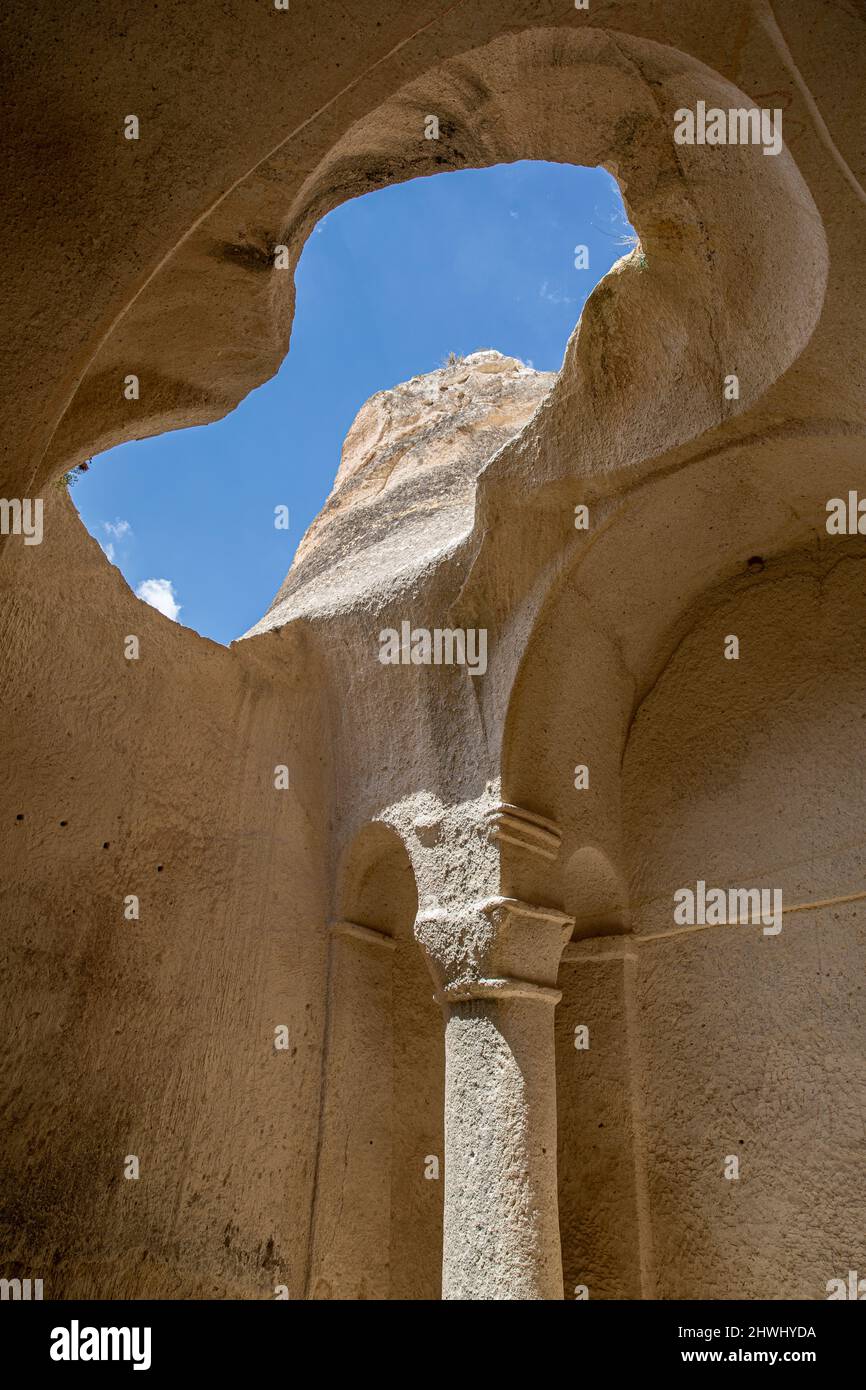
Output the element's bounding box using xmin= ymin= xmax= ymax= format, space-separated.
xmin=442 ymin=991 xmax=563 ymax=1299
xmin=416 ymin=896 xmax=573 ymax=1300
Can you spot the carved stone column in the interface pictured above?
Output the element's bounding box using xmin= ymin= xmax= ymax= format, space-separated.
xmin=415 ymin=895 xmax=574 ymax=1300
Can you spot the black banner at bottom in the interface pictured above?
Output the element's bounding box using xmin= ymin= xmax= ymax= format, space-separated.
xmin=1 ymin=1298 xmax=859 ymax=1375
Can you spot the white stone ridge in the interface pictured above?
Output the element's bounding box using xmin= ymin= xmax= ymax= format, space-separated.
xmin=246 ymin=350 xmax=555 ymax=633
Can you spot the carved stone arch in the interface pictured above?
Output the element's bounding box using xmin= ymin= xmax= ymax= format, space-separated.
xmin=503 ymin=437 xmax=866 ymax=1299
xmin=309 ymin=820 xmax=443 ymax=1299
xmin=39 ymin=23 xmax=826 ymax=514
xmin=619 ymin=540 xmax=866 ymax=1297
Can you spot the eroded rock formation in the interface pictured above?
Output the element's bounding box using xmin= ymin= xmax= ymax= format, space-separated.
xmin=262 ymin=349 xmax=554 ymax=624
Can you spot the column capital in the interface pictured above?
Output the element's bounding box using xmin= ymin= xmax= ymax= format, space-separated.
xmin=415 ymin=895 xmax=574 ymax=1005
xmin=482 ymin=803 xmax=562 ymax=862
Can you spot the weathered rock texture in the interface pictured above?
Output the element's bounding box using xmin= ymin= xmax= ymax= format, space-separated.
xmin=266 ymin=350 xmax=554 ymax=622
xmin=2 ymin=0 xmax=865 ymax=1301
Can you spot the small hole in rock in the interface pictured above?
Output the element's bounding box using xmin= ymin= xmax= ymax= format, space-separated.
xmin=747 ymin=555 xmax=765 ymax=573
xmin=157 ymin=864 xmax=164 ymax=872
xmin=102 ymin=842 xmax=110 ymax=849
xmin=16 ymin=814 xmax=24 ymax=821
xmin=59 ymin=820 xmax=68 ymax=827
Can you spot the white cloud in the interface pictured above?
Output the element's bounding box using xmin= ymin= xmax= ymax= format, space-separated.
xmin=136 ymin=578 xmax=181 ymax=622
xmin=100 ymin=518 xmax=132 ymax=566
xmin=539 ymin=280 xmax=576 ymax=306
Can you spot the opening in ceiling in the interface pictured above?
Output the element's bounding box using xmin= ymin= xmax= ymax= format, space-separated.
xmin=71 ymin=160 xmax=635 ymax=644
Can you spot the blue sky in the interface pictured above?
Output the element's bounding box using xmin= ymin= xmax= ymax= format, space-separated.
xmin=73 ymin=161 xmax=633 ymax=645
